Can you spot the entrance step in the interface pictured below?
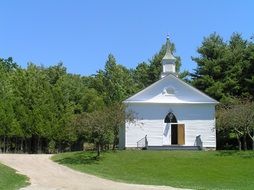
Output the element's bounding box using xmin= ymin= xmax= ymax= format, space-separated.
xmin=147 ymin=145 xmax=201 ymax=150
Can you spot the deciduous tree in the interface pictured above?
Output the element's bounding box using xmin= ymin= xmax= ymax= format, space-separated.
xmin=217 ymin=100 xmax=254 ymax=150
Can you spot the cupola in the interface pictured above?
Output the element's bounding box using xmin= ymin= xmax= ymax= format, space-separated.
xmin=161 ymin=36 xmax=176 ymax=78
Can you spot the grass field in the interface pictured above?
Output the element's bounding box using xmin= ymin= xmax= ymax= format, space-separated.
xmin=0 ymin=163 xmax=29 ymax=190
xmin=52 ymin=150 xmax=254 ymax=190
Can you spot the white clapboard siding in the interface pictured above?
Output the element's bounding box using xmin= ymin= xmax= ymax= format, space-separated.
xmin=122 ymin=103 xmax=216 ymax=148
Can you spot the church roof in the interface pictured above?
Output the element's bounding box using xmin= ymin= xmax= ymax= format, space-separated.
xmin=124 ymin=74 xmax=219 ymax=104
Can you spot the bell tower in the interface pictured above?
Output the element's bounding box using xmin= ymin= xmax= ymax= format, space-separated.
xmin=161 ymin=35 xmax=177 ymax=78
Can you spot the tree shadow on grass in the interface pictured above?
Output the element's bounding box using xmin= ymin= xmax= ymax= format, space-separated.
xmin=55 ymin=152 xmax=102 ymax=165
xmin=216 ymin=150 xmax=254 ymax=159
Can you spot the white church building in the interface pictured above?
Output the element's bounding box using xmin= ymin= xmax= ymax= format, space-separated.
xmin=119 ymin=37 xmax=218 ymax=150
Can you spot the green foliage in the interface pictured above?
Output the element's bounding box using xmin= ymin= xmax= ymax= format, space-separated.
xmin=192 ymin=33 xmax=254 ymax=149
xmin=74 ymin=103 xmax=132 ymax=156
xmin=217 ymin=100 xmax=254 ymax=150
xmin=133 ymin=40 xmax=188 ymax=88
xmin=53 ymin=150 xmax=254 ymax=190
xmin=0 ymin=57 xmax=19 ymax=72
xmin=0 ymin=163 xmax=29 ymax=190
xmin=0 ymin=60 xmax=107 ymax=153
xmin=48 ymin=140 xmax=57 ymax=154
xmin=91 ymin=54 xmax=138 ymax=105
xmin=191 ymin=33 xmax=254 ymax=102
xmin=75 ymin=108 xmax=114 ymax=156
xmin=0 ymin=53 xmax=138 ymax=153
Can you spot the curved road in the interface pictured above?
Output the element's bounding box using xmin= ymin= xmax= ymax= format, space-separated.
xmin=0 ymin=154 xmax=187 ymax=190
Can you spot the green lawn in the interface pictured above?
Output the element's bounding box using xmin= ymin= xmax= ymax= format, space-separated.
xmin=52 ymin=150 xmax=254 ymax=190
xmin=0 ymin=163 xmax=29 ymax=190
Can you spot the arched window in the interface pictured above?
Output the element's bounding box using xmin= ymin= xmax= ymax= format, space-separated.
xmin=164 ymin=112 xmax=177 ymax=123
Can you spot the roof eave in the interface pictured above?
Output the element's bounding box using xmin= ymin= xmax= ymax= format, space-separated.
xmin=123 ymin=101 xmax=219 ymax=104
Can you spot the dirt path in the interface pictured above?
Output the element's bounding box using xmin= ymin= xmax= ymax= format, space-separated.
xmin=0 ymin=154 xmax=187 ymax=190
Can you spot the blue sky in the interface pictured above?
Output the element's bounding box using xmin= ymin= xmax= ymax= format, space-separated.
xmin=0 ymin=1 xmax=253 ymax=76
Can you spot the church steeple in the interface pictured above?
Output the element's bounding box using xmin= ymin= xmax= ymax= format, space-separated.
xmin=161 ymin=35 xmax=176 ymax=78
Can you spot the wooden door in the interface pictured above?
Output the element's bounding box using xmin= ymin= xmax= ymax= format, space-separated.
xmin=177 ymin=124 xmax=185 ymax=145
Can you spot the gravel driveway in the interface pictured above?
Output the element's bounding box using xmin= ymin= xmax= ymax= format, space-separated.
xmin=0 ymin=154 xmax=186 ymax=190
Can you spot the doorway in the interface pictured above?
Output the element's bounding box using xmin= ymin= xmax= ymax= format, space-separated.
xmin=171 ymin=124 xmax=178 ymax=144
xmin=164 ymin=112 xmax=185 ymax=145
xmin=171 ymin=124 xmax=185 ymax=145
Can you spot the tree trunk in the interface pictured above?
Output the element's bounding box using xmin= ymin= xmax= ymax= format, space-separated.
xmin=253 ymin=138 xmax=254 ymax=151
xmin=243 ymin=135 xmax=247 ymax=151
xmin=252 ymin=129 xmax=254 ymax=151
xmin=37 ymin=137 xmax=41 ymax=153
xmin=112 ymin=137 xmax=117 ymax=150
xmin=21 ymin=138 xmax=23 ymax=152
xmin=25 ymin=138 xmax=28 ymax=153
xmin=0 ymin=137 xmax=2 ymax=153
xmin=96 ymin=143 xmax=100 ymax=157
xmin=5 ymin=137 xmax=8 ymax=153
xmin=236 ymin=135 xmax=241 ymax=151
xmin=113 ymin=128 xmax=119 ymax=150
xmin=15 ymin=137 xmax=17 ymax=153
xmin=58 ymin=143 xmax=62 ymax=153
xmin=3 ymin=136 xmax=6 ymax=153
